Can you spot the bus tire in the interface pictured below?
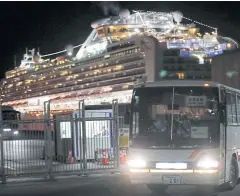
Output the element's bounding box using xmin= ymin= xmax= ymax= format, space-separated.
xmin=226 ymin=156 xmax=239 ymax=190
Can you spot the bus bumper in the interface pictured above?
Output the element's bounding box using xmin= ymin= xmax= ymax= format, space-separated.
xmin=127 ymin=169 xmax=221 ymax=186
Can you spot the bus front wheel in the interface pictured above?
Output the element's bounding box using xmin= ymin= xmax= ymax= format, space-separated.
xmin=226 ymin=156 xmax=239 ymax=190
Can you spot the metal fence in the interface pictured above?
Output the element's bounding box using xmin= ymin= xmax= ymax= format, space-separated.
xmin=0 ymin=100 xmax=124 ymax=183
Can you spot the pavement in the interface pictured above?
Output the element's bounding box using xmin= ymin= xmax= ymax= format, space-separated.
xmin=0 ymin=174 xmax=240 ymax=196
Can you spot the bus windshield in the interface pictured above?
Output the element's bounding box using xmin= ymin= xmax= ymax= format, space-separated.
xmin=131 ymin=86 xmax=220 ymax=149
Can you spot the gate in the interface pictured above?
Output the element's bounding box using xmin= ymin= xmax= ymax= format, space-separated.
xmin=0 ymin=99 xmax=122 ymax=183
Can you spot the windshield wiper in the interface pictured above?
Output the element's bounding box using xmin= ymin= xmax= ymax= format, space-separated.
xmin=149 ymin=144 xmax=175 ymax=149
xmin=180 ymin=145 xmax=208 ymax=149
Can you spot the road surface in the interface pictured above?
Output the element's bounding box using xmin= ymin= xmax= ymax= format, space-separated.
xmin=0 ymin=175 xmax=239 ymax=196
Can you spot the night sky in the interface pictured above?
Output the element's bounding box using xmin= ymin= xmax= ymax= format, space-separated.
xmin=0 ymin=1 xmax=239 ymax=79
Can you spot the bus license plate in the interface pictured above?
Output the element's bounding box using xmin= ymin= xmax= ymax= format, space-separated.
xmin=162 ymin=176 xmax=181 ymax=184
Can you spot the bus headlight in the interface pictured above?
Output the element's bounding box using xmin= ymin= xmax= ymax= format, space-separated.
xmin=127 ymin=159 xmax=146 ymax=168
xmin=3 ymin=128 xmax=11 ymax=132
xmin=13 ymin=131 xmax=19 ymax=135
xmin=197 ymin=158 xmax=219 ymax=169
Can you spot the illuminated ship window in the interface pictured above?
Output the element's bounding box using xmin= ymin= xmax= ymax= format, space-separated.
xmin=60 ymin=71 xmax=68 ymax=76
xmin=34 ymin=66 xmax=39 ymax=71
xmin=25 ymin=80 xmax=32 ymax=84
xmin=7 ymin=84 xmax=13 ymax=88
xmin=176 ymin=72 xmax=185 ymax=79
xmin=14 ymin=78 xmax=20 ymax=81
xmin=113 ymin=65 xmax=123 ymax=71
xmin=38 ymin=76 xmax=46 ymax=81
xmin=122 ymin=84 xmax=129 ymax=89
xmin=72 ymin=74 xmax=78 ymax=79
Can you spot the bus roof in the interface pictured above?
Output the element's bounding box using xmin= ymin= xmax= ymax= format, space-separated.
xmin=134 ymin=80 xmax=240 ymax=96
xmin=135 ymin=80 xmax=220 ymax=88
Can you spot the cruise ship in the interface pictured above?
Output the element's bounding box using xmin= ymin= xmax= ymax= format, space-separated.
xmin=0 ymin=10 xmax=238 ymax=117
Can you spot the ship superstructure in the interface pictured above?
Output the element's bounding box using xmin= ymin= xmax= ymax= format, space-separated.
xmin=0 ymin=10 xmax=238 ymax=115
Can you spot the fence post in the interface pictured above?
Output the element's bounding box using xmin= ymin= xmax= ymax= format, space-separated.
xmin=0 ymin=104 xmax=6 ymax=184
xmin=79 ymin=100 xmax=87 ymax=176
xmin=44 ymin=101 xmax=53 ymax=179
xmin=74 ymin=109 xmax=82 ymax=172
xmin=112 ymin=99 xmax=120 ymax=170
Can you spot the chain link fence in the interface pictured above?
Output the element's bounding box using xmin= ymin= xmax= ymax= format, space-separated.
xmin=0 ymin=99 xmax=125 ymax=183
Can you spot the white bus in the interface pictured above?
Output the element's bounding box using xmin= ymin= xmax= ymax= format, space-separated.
xmin=127 ymin=80 xmax=240 ymax=194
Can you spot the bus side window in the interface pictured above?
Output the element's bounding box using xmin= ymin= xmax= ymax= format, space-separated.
xmin=226 ymin=93 xmax=232 ymax=124
xmin=231 ymin=94 xmax=237 ymax=124
xmin=226 ymin=93 xmax=237 ymax=125
xmin=237 ymin=95 xmax=240 ymax=124
xmin=124 ymin=106 xmax=130 ymax=125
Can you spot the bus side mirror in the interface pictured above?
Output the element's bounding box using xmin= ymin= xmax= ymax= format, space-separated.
xmin=124 ymin=111 xmax=130 ymax=125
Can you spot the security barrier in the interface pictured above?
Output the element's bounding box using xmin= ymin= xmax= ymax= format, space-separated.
xmin=0 ymin=99 xmax=125 ymax=183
